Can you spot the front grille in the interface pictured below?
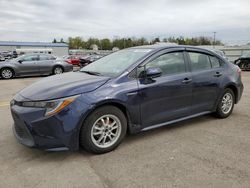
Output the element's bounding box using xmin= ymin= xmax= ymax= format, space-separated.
xmin=14 ymin=123 xmax=30 ymax=140
xmin=12 ymin=111 xmax=35 ymax=147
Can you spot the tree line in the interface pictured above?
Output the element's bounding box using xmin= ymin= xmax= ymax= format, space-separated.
xmin=53 ymin=36 xmax=223 ymax=50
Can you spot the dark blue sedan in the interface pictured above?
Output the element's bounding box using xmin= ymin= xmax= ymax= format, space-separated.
xmin=10 ymin=45 xmax=244 ymax=153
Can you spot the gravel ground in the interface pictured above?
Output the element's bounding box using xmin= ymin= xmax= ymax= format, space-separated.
xmin=0 ymin=72 xmax=249 ymax=188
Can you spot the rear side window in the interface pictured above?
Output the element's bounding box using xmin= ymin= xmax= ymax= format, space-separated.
xmin=39 ymin=55 xmax=50 ymax=60
xmin=209 ymin=56 xmax=221 ymax=68
xmin=188 ymin=52 xmax=211 ymax=71
xmin=145 ymin=52 xmax=186 ymax=76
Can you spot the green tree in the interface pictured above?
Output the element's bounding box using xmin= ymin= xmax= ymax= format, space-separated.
xmin=152 ymin=37 xmax=160 ymax=44
xmin=100 ymin=38 xmax=112 ymax=50
xmin=60 ymin=38 xmax=65 ymax=43
xmin=68 ymin=37 xmax=84 ymax=49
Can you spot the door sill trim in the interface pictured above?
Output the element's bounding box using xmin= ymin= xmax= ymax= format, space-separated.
xmin=142 ymin=111 xmax=211 ymax=131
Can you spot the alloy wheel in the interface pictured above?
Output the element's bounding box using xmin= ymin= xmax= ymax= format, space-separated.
xmin=54 ymin=67 xmax=63 ymax=74
xmin=1 ymin=69 xmax=13 ymax=79
xmin=221 ymin=93 xmax=233 ymax=114
xmin=91 ymin=114 xmax=122 ymax=148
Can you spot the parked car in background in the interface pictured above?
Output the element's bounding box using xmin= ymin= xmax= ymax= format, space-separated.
xmin=0 ymin=55 xmax=5 ymax=61
xmin=79 ymin=54 xmax=103 ymax=67
xmin=0 ymin=51 xmax=18 ymax=61
xmin=0 ymin=53 xmax=73 ymax=79
xmin=63 ymin=55 xmax=80 ymax=66
xmin=10 ymin=45 xmax=243 ymax=154
xmin=234 ymin=53 xmax=250 ymax=71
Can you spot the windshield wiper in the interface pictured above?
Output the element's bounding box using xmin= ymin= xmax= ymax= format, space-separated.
xmin=81 ymin=70 xmax=102 ymax=76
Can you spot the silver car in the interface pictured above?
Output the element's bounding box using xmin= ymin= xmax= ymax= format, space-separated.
xmin=0 ymin=54 xmax=73 ymax=79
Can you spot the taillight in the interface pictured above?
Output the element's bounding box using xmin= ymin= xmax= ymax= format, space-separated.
xmin=237 ymin=67 xmax=241 ymax=76
xmin=65 ymin=60 xmax=71 ymax=64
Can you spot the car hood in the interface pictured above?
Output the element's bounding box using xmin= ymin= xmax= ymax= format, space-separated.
xmin=14 ymin=72 xmax=110 ymax=101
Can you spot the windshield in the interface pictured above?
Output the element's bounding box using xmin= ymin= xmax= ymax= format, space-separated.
xmin=80 ymin=49 xmax=152 ymax=77
xmin=14 ymin=54 xmax=26 ymax=60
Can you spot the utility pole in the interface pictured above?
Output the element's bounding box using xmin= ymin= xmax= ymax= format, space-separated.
xmin=123 ymin=38 xmax=125 ymax=49
xmin=213 ymin=32 xmax=217 ymax=48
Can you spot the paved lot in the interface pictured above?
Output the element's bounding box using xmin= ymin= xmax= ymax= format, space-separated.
xmin=0 ymin=73 xmax=250 ymax=188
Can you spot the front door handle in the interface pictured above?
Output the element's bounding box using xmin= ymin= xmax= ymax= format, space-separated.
xmin=214 ymin=72 xmax=222 ymax=77
xmin=126 ymin=91 xmax=138 ymax=96
xmin=182 ymin=78 xmax=192 ymax=84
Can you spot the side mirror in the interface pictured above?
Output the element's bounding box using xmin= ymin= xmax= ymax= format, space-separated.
xmin=145 ymin=67 xmax=162 ymax=78
xmin=18 ymin=59 xmax=23 ymax=63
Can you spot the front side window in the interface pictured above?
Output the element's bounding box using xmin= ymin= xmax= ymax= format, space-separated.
xmin=188 ymin=52 xmax=211 ymax=71
xmin=19 ymin=55 xmax=39 ymax=62
xmin=142 ymin=52 xmax=186 ymax=76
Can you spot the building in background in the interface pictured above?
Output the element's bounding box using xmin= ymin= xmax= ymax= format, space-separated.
xmin=0 ymin=41 xmax=69 ymax=56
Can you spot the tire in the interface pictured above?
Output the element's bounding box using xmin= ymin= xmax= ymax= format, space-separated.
xmin=53 ymin=66 xmax=63 ymax=75
xmin=80 ymin=106 xmax=127 ymax=154
xmin=215 ymin=88 xmax=235 ymax=118
xmin=1 ymin=68 xmax=14 ymax=79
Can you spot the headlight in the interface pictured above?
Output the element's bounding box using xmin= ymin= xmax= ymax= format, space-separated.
xmin=18 ymin=95 xmax=79 ymax=117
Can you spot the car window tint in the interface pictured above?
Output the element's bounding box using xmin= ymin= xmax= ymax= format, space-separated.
xmin=39 ymin=55 xmax=50 ymax=61
xmin=209 ymin=56 xmax=221 ymax=68
xmin=188 ymin=52 xmax=211 ymax=71
xmin=145 ymin=52 xmax=186 ymax=76
xmin=22 ymin=55 xmax=38 ymax=62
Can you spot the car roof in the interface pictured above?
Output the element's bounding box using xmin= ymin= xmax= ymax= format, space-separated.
xmin=21 ymin=53 xmax=52 ymax=56
xmin=130 ymin=44 xmax=211 ymax=51
xmin=129 ymin=44 xmax=219 ymax=56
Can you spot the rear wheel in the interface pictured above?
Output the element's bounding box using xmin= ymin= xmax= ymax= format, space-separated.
xmin=53 ymin=66 xmax=63 ymax=75
xmin=215 ymin=89 xmax=235 ymax=118
xmin=1 ymin=68 xmax=14 ymax=79
xmin=80 ymin=106 xmax=127 ymax=154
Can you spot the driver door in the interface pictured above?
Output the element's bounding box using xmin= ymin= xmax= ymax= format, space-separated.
xmin=17 ymin=54 xmax=39 ymax=75
xmin=137 ymin=49 xmax=193 ymax=129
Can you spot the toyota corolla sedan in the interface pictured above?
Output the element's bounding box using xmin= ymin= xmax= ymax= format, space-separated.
xmin=0 ymin=53 xmax=73 ymax=79
xmin=10 ymin=45 xmax=243 ymax=154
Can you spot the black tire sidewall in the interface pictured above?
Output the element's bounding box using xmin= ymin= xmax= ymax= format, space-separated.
xmin=80 ymin=106 xmax=127 ymax=154
xmin=216 ymin=89 xmax=235 ymax=118
xmin=1 ymin=68 xmax=13 ymax=79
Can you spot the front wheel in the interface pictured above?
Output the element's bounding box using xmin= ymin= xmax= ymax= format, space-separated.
xmin=215 ymin=89 xmax=235 ymax=118
xmin=80 ymin=106 xmax=127 ymax=154
xmin=1 ymin=68 xmax=14 ymax=79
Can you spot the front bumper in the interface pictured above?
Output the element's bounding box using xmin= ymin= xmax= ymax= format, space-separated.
xmin=10 ymin=96 xmax=90 ymax=151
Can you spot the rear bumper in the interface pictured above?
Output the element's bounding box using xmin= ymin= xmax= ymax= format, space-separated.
xmin=236 ymin=82 xmax=244 ymax=103
xmin=64 ymin=65 xmax=73 ymax=72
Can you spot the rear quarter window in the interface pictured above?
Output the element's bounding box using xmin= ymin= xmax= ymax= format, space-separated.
xmin=188 ymin=52 xmax=211 ymax=71
xmin=209 ymin=56 xmax=221 ymax=68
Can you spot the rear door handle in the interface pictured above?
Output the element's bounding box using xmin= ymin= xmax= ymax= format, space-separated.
xmin=214 ymin=72 xmax=222 ymax=77
xmin=182 ymin=78 xmax=192 ymax=84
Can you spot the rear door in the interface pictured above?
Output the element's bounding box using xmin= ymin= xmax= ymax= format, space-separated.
xmin=38 ymin=54 xmax=55 ymax=74
xmin=138 ymin=49 xmax=193 ymax=128
xmin=186 ymin=49 xmax=224 ymax=113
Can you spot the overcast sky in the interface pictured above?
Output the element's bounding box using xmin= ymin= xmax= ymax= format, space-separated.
xmin=0 ymin=0 xmax=250 ymax=44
